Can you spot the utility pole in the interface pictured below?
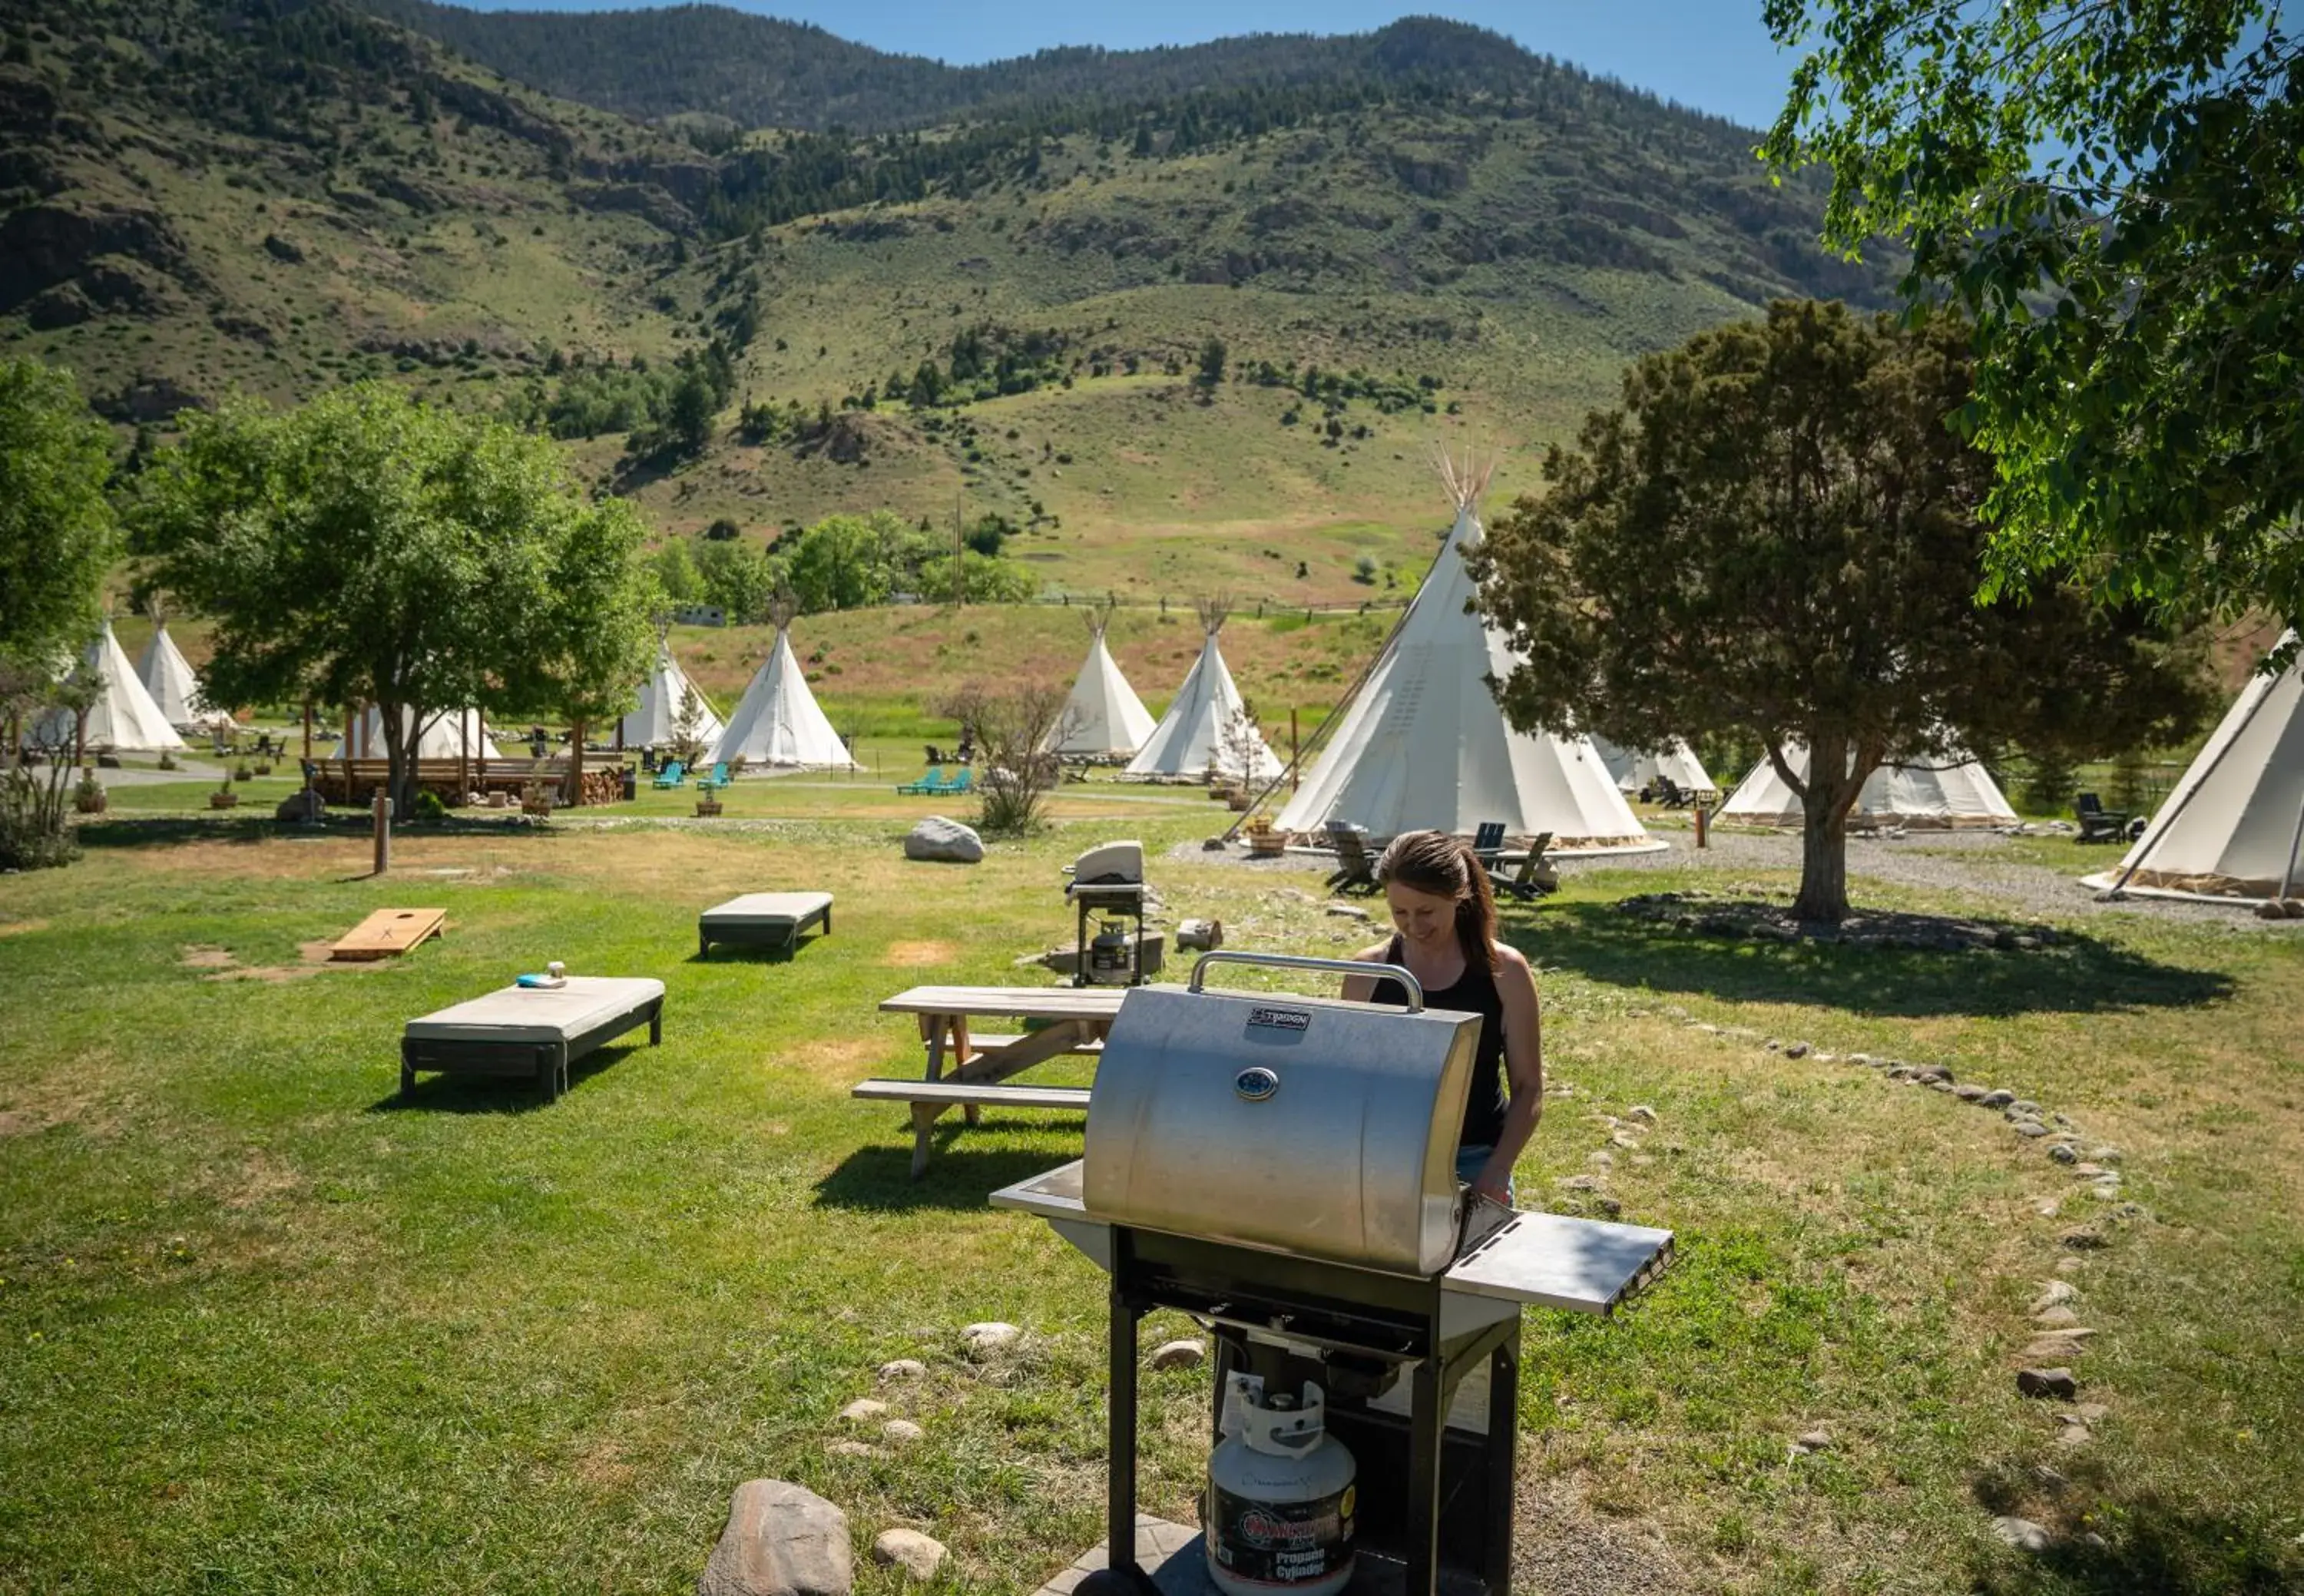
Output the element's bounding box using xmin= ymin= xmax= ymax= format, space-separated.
xmin=952 ymin=492 xmax=965 ymax=608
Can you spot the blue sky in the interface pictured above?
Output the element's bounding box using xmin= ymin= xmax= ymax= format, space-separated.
xmin=449 ymin=2 xmax=1803 ymax=129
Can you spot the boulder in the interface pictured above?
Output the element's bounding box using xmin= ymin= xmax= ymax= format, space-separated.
xmin=905 ymin=816 xmax=983 ymax=864
xmin=2016 ymin=1367 xmax=2079 ymax=1400
xmin=274 ymin=788 xmax=326 ymax=823
xmin=877 ymin=1359 xmax=928 ymax=1382
xmin=960 ymin=1321 xmax=1020 ymax=1354
xmin=871 ymin=1529 xmax=947 ymax=1581
xmin=881 ymin=1419 xmax=925 ymax=1444
xmin=1991 ymin=1516 xmax=2053 ymax=1553
xmin=697 ymin=1479 xmax=852 ymax=1596
xmin=837 ymin=1399 xmax=887 ymax=1423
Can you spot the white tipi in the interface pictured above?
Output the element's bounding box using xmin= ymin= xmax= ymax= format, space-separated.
xmin=710 ymin=600 xmax=857 ymax=770
xmin=356 ymin=704 xmax=504 ymax=760
xmin=1123 ymin=597 xmax=1277 ymax=781
xmin=1720 ymin=741 xmax=2017 ymax=829
xmin=621 ymin=634 xmax=726 ymax=750
xmin=1274 ymin=456 xmax=1660 ymax=853
xmin=137 ymin=609 xmax=208 ymax=730
xmin=1594 ymin=737 xmax=1715 ymax=797
xmin=42 ymin=618 xmax=187 ymax=754
xmin=2087 ymin=633 xmax=2304 ymax=902
xmin=1047 ymin=605 xmax=1157 ymax=759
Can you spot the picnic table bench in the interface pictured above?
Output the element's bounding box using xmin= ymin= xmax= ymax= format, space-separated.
xmin=857 ymin=984 xmax=1129 ymax=1177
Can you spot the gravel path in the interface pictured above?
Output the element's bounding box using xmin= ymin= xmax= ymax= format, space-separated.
xmin=1177 ymin=829 xmax=2301 ymax=932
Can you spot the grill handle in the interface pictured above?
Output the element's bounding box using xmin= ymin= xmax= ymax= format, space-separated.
xmin=1187 ymin=950 xmax=1424 ymax=1012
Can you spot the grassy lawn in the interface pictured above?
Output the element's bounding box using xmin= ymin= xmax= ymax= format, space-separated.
xmin=2 ymin=808 xmax=2299 ymax=1594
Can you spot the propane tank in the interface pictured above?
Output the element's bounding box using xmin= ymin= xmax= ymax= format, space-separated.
xmin=1087 ymin=919 xmax=1134 ymax=985
xmin=1207 ymin=1375 xmax=1356 ymax=1596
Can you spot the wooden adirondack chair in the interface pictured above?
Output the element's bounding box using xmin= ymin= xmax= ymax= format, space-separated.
xmin=1325 ymin=820 xmax=1380 ymax=895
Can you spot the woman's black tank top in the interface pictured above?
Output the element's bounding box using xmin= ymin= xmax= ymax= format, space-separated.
xmin=1368 ymin=935 xmax=1510 ymax=1149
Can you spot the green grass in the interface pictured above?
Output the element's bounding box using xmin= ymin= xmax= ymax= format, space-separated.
xmin=2 ymin=809 xmax=2299 ymax=1594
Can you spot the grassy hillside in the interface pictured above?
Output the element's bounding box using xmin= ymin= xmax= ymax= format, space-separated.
xmin=0 ymin=0 xmax=1898 ymax=602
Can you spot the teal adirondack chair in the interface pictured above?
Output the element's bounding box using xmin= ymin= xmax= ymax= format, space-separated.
xmin=697 ymin=762 xmax=730 ymax=793
xmin=651 ymin=760 xmax=686 ymax=790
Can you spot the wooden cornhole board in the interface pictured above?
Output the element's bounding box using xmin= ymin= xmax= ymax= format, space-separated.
xmin=331 ymin=908 xmax=447 ymax=962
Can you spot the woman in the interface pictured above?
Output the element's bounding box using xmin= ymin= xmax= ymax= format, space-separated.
xmin=1340 ymin=829 xmax=1543 ymax=1204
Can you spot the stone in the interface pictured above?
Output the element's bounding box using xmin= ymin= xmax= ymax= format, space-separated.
xmin=1587 ymin=1151 xmax=1614 ymax=1170
xmin=2088 ymin=1181 xmax=2124 ymax=1200
xmin=2070 ymin=1162 xmax=2104 ymax=1178
xmin=2054 ymin=1424 xmax=2094 ymax=1449
xmin=1793 ymin=1429 xmax=1832 ymax=1453
xmin=1978 ymin=1089 xmax=2016 ymax=1108
xmin=2011 ymin=1100 xmax=2041 ymax=1118
xmin=1915 ymin=1065 xmax=1954 ymax=1084
xmin=273 ymin=787 xmax=326 ymax=823
xmin=961 ymin=1321 xmax=1020 ymax=1353
xmin=877 ymin=1359 xmax=928 ymax=1382
xmin=2072 ymin=1402 xmax=2110 ymax=1422
xmin=1325 ymin=904 xmax=1370 ymax=920
xmin=2034 ymin=1305 xmax=2081 ymax=1328
xmin=1150 ymin=1339 xmax=1205 ymax=1372
xmin=2013 ymin=1121 xmax=2052 ymax=1138
xmin=882 ymin=1419 xmax=925 ymax=1444
xmin=1991 ymin=1516 xmax=2054 ymax=1553
xmin=1764 ymin=1038 xmax=1783 ymax=1051
xmin=904 ymin=816 xmax=984 ymax=864
xmin=1848 ymin=1052 xmax=1873 ymax=1065
xmin=1627 ymin=1104 xmax=1658 ymax=1123
xmin=1554 ymin=1174 xmax=1601 ymax=1192
xmin=2017 ymin=1367 xmax=2080 ymax=1399
xmin=826 ymin=1440 xmax=878 ymax=1459
xmin=1783 ymin=1042 xmax=1811 ymax=1059
xmin=838 ymin=1399 xmax=889 ymax=1423
xmin=2054 ymin=1256 xmax=2086 ymax=1274
xmin=2048 ymin=1143 xmax=2078 ymax=1164
xmin=697 ymin=1479 xmax=852 ymax=1596
xmin=1610 ymin=1131 xmax=1640 ymax=1149
xmin=2021 ymin=1335 xmax=2092 ymax=1362
xmin=871 ymin=1529 xmax=947 ymax=1580
xmin=2090 ymin=1146 xmax=2123 ymax=1164
xmin=1953 ymin=1083 xmax=1991 ymax=1101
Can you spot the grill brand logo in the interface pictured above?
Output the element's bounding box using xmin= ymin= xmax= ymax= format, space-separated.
xmin=1246 ymin=1006 xmax=1311 ymax=1032
xmin=1234 ymin=1066 xmax=1281 ymax=1101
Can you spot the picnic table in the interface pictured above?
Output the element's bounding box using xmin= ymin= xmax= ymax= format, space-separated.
xmin=854 ymin=984 xmax=1129 ymax=1177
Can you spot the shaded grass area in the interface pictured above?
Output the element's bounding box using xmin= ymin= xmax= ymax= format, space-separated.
xmin=0 ymin=823 xmax=2299 ymax=1594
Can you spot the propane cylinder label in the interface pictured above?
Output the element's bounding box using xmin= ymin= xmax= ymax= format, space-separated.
xmin=1209 ymin=1485 xmax=1355 ymax=1586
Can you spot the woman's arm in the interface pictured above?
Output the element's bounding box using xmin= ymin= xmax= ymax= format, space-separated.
xmin=1471 ymin=944 xmax=1544 ymax=1202
xmin=1338 ymin=940 xmax=1393 ymax=1003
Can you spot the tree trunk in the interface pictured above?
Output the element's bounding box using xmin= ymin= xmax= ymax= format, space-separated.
xmin=382 ymin=704 xmax=413 ymax=824
xmin=1793 ymin=795 xmax=1851 ymax=922
xmin=564 ymin=719 xmax=585 ymax=806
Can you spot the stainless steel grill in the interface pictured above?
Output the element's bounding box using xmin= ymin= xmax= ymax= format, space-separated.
xmin=994 ymin=952 xmax=1673 ymax=1596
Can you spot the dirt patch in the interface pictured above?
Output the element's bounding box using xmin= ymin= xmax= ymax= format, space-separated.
xmin=780 ymin=1035 xmax=893 ymax=1079
xmin=217 ymin=1150 xmax=304 ymax=1210
xmin=183 ymin=939 xmax=369 ymax=982
xmin=1514 ymin=1474 xmax=1688 ymax=1594
xmin=180 ymin=945 xmax=236 ymax=969
xmin=573 ymin=1436 xmax=634 ymax=1491
xmin=0 ymin=919 xmax=48 ymax=937
xmin=882 ymin=939 xmax=957 ymax=967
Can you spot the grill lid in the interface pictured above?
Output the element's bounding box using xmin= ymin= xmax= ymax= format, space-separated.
xmin=1081 ymin=952 xmax=1478 ymax=1276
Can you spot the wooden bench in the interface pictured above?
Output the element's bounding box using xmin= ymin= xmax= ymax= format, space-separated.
xmin=850 ymin=1080 xmax=1091 ymax=1112
xmin=697 ymin=891 xmax=833 ymax=957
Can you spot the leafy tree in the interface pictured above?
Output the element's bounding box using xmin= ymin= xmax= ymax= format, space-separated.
xmin=663 ymin=366 xmax=720 ymax=458
xmin=1763 ymin=1 xmax=2304 ymax=636
xmin=785 ymin=511 xmax=912 ymax=611
xmin=1471 ymin=301 xmax=2210 ymax=922
xmin=650 ymin=538 xmax=704 ymax=604
xmin=0 ymin=360 xmax=117 ymax=685
xmin=693 ymin=537 xmax=779 ymax=624
xmin=134 ymin=385 xmax=658 ymax=818
xmin=1196 ymin=336 xmax=1228 ymax=391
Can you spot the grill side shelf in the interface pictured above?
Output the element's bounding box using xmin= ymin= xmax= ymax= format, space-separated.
xmin=1442 ymin=1210 xmax=1674 ymax=1315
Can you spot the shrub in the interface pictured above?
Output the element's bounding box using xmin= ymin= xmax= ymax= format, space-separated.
xmin=412 ymin=789 xmax=447 ymax=824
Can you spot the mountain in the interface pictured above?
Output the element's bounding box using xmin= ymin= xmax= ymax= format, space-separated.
xmin=349 ymin=5 xmax=1650 ymax=135
xmin=0 ymin=0 xmax=1900 ymax=601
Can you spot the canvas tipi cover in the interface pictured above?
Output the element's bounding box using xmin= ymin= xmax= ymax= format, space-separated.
xmin=1274 ymin=492 xmax=1658 ymax=853
xmin=137 ymin=621 xmax=207 ymax=730
xmin=622 ymin=641 xmax=726 ymax=750
xmin=1123 ymin=609 xmax=1277 ymax=781
xmin=710 ymin=624 xmax=856 ymax=769
xmin=1720 ymin=743 xmax=2018 ymax=829
xmin=1594 ymin=737 xmax=1714 ymax=796
xmin=44 ymin=619 xmax=187 ymax=753
xmin=1047 ymin=615 xmax=1157 ymax=758
xmin=2087 ymin=634 xmax=2304 ymax=901
xmin=356 ymin=704 xmax=503 ymax=760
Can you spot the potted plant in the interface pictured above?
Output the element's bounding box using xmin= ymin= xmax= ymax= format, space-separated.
xmin=73 ymin=770 xmax=107 ymax=814
xmin=519 ymin=778 xmax=554 ymax=818
xmin=233 ymin=760 xmax=254 ymax=783
xmin=694 ymin=793 xmax=723 ymax=817
xmin=209 ymin=773 xmax=240 ymax=810
xmin=157 ymin=752 xmax=177 ymax=772
xmin=1245 ymin=816 xmax=1286 ymax=857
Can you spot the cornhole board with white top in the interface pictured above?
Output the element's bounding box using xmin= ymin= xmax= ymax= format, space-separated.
xmin=697 ymin=892 xmax=833 ymax=957
xmin=400 ymin=976 xmax=664 ymax=1101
